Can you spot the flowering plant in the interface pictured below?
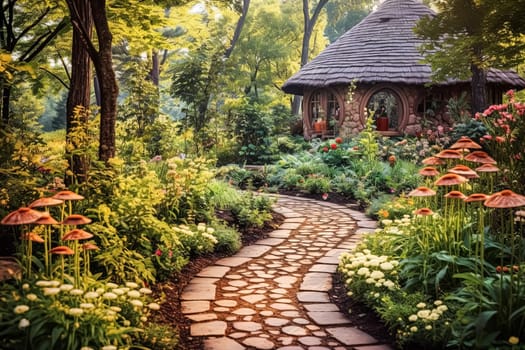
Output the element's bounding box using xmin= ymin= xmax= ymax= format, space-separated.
xmin=476 ymin=91 xmax=525 ymax=193
xmin=0 ymin=279 xmax=161 ymax=349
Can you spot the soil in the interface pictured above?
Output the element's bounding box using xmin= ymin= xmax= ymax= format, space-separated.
xmin=152 ymin=192 xmax=394 ymax=349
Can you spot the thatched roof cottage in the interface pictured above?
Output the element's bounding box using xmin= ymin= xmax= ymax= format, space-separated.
xmin=282 ymin=0 xmax=525 ymax=139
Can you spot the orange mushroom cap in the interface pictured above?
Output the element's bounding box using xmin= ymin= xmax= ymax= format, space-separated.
xmin=445 ymin=190 xmax=467 ymax=200
xmin=435 ymin=149 xmax=462 ymax=159
xmin=484 ymin=190 xmax=525 ymax=208
xmin=422 ymin=156 xmax=445 ymax=166
xmin=20 ymin=232 xmax=45 ymax=243
xmin=62 ymin=229 xmax=93 ymax=241
xmin=434 ymin=173 xmax=468 ymax=186
xmin=1 ymin=207 xmax=43 ymax=225
xmin=61 ymin=214 xmax=92 ymax=226
xmin=475 ymin=163 xmax=500 ymax=173
xmin=464 ymin=151 xmax=497 ymax=164
xmin=82 ymin=243 xmax=100 ymax=251
xmin=448 ymin=165 xmax=479 ymax=179
xmin=49 ymin=246 xmax=75 ymax=255
xmin=418 ymin=167 xmax=440 ymax=177
xmin=408 ymin=186 xmax=437 ymax=197
xmin=414 ymin=208 xmax=434 ymax=216
xmin=52 ymin=190 xmax=84 ymax=201
xmin=29 ymin=197 xmax=63 ymax=208
xmin=35 ymin=212 xmax=59 ymax=225
xmin=449 ymin=136 xmax=482 ymax=150
xmin=464 ymin=193 xmax=489 ymax=203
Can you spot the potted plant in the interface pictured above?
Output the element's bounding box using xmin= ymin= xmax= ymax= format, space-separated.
xmin=375 ymin=105 xmax=389 ymax=131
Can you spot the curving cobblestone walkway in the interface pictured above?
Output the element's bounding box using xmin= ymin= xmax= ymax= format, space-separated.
xmin=180 ymin=195 xmax=394 ymax=350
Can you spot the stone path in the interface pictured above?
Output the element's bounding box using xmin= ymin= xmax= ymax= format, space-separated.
xmin=181 ymin=195 xmax=394 ymax=350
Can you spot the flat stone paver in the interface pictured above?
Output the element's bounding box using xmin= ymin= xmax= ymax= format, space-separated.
xmin=181 ymin=195 xmax=393 ymax=349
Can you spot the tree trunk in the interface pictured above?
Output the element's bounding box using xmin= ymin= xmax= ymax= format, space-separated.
xmin=91 ymin=0 xmax=119 ymax=162
xmin=66 ymin=0 xmax=93 ymax=184
xmin=1 ymin=86 xmax=11 ymax=124
xmin=292 ymin=0 xmax=328 ymax=116
xmin=470 ymin=63 xmax=487 ymax=114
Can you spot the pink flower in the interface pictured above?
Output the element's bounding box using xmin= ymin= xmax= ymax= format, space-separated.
xmin=322 ymin=193 xmax=329 ymax=200
xmin=496 ymin=136 xmax=505 ymax=143
xmin=155 ymin=249 xmax=162 ymax=256
xmin=322 ymin=147 xmax=329 ymax=152
xmin=168 ymin=250 xmax=173 ymax=258
xmin=335 ymin=137 xmax=343 ymax=144
xmin=330 ymin=143 xmax=337 ymax=150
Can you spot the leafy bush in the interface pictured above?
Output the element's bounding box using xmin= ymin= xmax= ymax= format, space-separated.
xmin=0 ymin=279 xmax=160 ymax=349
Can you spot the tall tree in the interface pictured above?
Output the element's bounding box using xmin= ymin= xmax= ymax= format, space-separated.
xmin=66 ymin=0 xmax=119 ymax=162
xmin=65 ymin=0 xmax=93 ymax=183
xmin=416 ymin=0 xmax=525 ymax=113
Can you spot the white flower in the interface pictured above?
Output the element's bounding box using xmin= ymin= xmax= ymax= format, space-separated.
xmin=80 ymin=347 xmax=94 ymax=350
xmin=22 ymin=283 xmax=30 ymax=290
xmin=408 ymin=314 xmax=418 ymax=322
xmin=417 ymin=310 xmax=431 ymax=319
xmin=84 ymin=291 xmax=99 ymax=299
xmin=437 ymin=305 xmax=448 ymax=313
xmin=14 ymin=304 xmax=29 ymax=315
xmin=95 ymin=288 xmax=105 ymax=294
xmin=18 ymin=318 xmax=30 ymax=329
xmin=48 ymin=281 xmax=61 ymax=287
xmin=103 ymin=292 xmax=118 ymax=300
xmin=382 ymin=219 xmax=393 ymax=226
xmin=106 ymin=283 xmax=118 ymax=289
xmin=416 ymin=302 xmax=426 ymax=309
xmin=127 ymin=290 xmax=141 ymax=298
xmin=69 ymin=289 xmax=84 ymax=296
xmin=370 ymin=270 xmax=385 ymax=280
xmin=112 ymin=288 xmax=125 ymax=295
xmin=410 ymin=326 xmax=418 ymax=333
xmin=101 ymin=346 xmax=117 ymax=350
xmin=380 ymin=262 xmax=394 ymax=271
xmin=139 ymin=288 xmax=152 ymax=295
xmin=148 ymin=302 xmax=161 ymax=311
xmin=125 ymin=282 xmax=139 ymax=289
xmin=130 ymin=299 xmax=143 ymax=308
xmin=434 ymin=300 xmax=443 ymax=306
xmin=383 ymin=280 xmax=396 ymax=290
xmin=26 ymin=293 xmax=38 ymax=301
xmin=365 ymin=278 xmax=375 ymax=284
xmin=357 ymin=267 xmax=370 ymax=276
xmin=43 ymin=288 xmax=61 ymax=296
xmin=140 ymin=316 xmax=148 ymax=322
xmin=110 ymin=306 xmax=122 ymax=312
xmin=36 ymin=280 xmax=52 ymax=287
xmin=425 ymin=325 xmax=432 ymax=330
xmin=80 ymin=303 xmax=95 ymax=309
xmin=68 ymin=308 xmax=84 ymax=316
xmin=60 ymin=284 xmax=74 ymax=292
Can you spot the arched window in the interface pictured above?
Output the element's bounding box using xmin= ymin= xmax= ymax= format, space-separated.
xmin=366 ymin=89 xmax=401 ymax=131
xmin=307 ymin=89 xmax=342 ymax=137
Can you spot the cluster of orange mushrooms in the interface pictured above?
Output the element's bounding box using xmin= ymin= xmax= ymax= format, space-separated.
xmin=0 ymin=190 xmax=98 ymax=284
xmin=409 ymin=136 xmax=525 ymax=214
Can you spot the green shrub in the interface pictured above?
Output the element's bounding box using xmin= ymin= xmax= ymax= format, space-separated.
xmin=211 ymin=223 xmax=242 ymax=254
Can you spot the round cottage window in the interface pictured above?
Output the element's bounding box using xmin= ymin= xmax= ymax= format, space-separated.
xmin=366 ymin=90 xmax=400 ymax=131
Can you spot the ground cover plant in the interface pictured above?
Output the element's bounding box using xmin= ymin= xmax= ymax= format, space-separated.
xmin=338 ymin=93 xmax=525 ymax=349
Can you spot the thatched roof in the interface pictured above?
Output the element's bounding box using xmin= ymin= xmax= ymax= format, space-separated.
xmin=282 ymin=0 xmax=525 ymax=95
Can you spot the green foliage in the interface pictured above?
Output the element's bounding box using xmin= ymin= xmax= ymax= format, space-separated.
xmin=230 ymin=192 xmax=274 ymax=229
xmin=449 ymin=272 xmax=525 ymax=349
xmin=139 ymin=322 xmax=179 ymax=350
xmin=300 ymin=174 xmax=332 ymax=195
xmin=210 ymin=223 xmax=242 ymax=254
xmin=0 ymin=278 xmax=160 ymax=349
xmin=230 ymin=99 xmax=275 ymax=164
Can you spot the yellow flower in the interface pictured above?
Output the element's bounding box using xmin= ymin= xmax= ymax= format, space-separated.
xmin=509 ymin=336 xmax=519 ymax=345
xmin=378 ymin=209 xmax=389 ymax=218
